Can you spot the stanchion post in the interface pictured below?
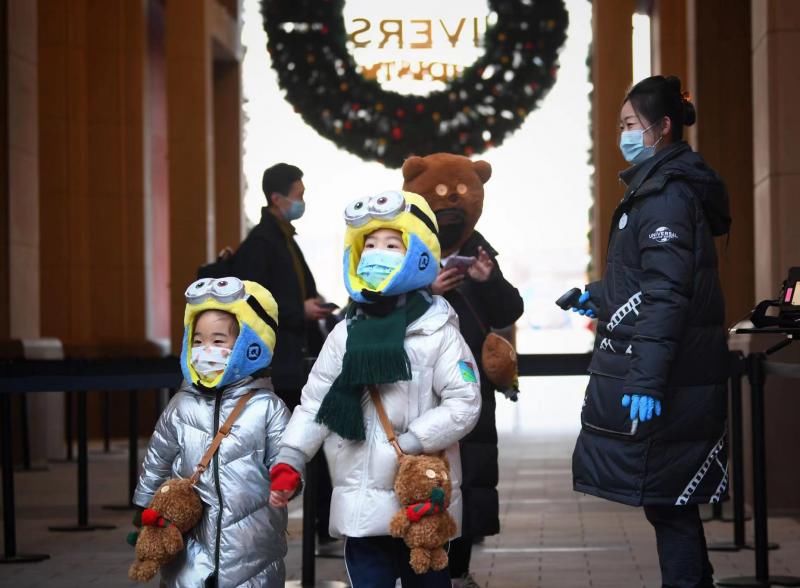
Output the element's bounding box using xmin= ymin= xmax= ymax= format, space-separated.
xmin=749 ymin=353 xmax=769 ymax=581
xmin=707 ymin=352 xmax=747 ymax=553
xmin=2 ymin=393 xmax=17 ymax=557
xmin=19 ymin=394 xmax=30 ymax=470
xmin=50 ymin=390 xmax=116 ymax=532
xmin=0 ymin=393 xmax=49 ymax=563
xmin=102 ymin=391 xmax=111 ymax=453
xmin=730 ymin=353 xmax=746 ymax=548
xmin=65 ymin=391 xmax=73 ymax=461
xmin=302 ymin=453 xmax=319 ymax=587
xmin=77 ymin=390 xmax=89 ymax=526
xmin=128 ymin=390 xmax=139 ymax=504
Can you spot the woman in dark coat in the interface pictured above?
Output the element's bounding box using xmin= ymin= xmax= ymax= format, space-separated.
xmin=571 ymin=76 xmax=730 ymax=588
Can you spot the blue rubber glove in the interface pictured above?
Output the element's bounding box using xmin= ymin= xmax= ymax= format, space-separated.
xmin=621 ymin=394 xmax=662 ymax=422
xmin=570 ymin=290 xmax=596 ymax=318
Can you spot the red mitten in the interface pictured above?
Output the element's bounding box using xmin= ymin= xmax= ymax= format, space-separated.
xmin=270 ymin=463 xmax=301 ymax=492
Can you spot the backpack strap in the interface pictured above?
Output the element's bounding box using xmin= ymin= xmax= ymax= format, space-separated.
xmin=368 ymin=385 xmax=404 ymax=459
xmin=189 ymin=391 xmax=256 ymax=485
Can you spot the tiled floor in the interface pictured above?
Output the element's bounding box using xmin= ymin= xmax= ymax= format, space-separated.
xmin=2 ymin=433 xmax=799 ymax=587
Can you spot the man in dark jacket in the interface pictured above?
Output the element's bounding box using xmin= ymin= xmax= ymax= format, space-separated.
xmin=203 ymin=163 xmax=333 ymax=410
xmin=572 ymin=77 xmax=730 ymax=588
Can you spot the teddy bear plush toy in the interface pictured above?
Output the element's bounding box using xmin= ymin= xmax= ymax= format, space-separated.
xmin=127 ymin=478 xmax=204 ymax=582
xmin=389 ymin=454 xmax=457 ymax=574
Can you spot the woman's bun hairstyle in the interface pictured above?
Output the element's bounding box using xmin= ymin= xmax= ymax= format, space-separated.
xmin=625 ymin=75 xmax=695 ymax=140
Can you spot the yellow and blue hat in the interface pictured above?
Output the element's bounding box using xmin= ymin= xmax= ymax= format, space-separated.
xmin=180 ymin=277 xmax=278 ymax=389
xmin=343 ymin=190 xmax=441 ymax=303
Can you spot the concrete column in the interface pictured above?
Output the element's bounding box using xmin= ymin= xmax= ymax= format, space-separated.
xmin=6 ymin=0 xmax=40 ymax=339
xmin=748 ymin=0 xmax=800 ymax=512
xmin=166 ymin=0 xmax=216 ymax=352
xmin=651 ymin=0 xmax=687 ymax=83
xmin=590 ymin=0 xmax=635 ymax=277
xmin=687 ymin=0 xmax=754 ymax=325
xmin=39 ymin=0 xmax=148 ymax=342
xmin=213 ymin=60 xmax=243 ymax=251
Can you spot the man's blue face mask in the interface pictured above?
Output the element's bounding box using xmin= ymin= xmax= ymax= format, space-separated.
xmin=356 ymin=249 xmax=405 ymax=289
xmin=284 ymin=198 xmax=305 ymax=221
xmin=619 ymin=122 xmax=663 ymax=164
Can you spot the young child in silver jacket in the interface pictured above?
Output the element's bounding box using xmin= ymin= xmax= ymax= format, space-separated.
xmin=134 ymin=278 xmax=290 ymax=587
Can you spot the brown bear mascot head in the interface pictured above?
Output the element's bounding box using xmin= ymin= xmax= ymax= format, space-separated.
xmin=402 ymin=153 xmax=492 ymax=257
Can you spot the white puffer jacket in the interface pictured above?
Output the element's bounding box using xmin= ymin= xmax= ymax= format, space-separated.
xmin=278 ymin=295 xmax=481 ymax=538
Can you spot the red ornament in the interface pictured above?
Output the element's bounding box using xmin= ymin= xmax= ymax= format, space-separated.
xmin=391 ymin=127 xmax=403 ymax=141
xmin=395 ymin=108 xmax=406 ymax=118
xmin=351 ymin=103 xmax=361 ymax=112
xmin=344 ymin=120 xmax=353 ymax=130
xmin=415 ymin=103 xmax=425 ymax=113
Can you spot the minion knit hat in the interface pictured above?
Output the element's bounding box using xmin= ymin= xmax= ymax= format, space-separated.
xmin=180 ymin=277 xmax=278 ymax=389
xmin=342 ymin=190 xmax=440 ymax=301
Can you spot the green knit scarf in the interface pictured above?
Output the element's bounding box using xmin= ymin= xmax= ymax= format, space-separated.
xmin=315 ymin=291 xmax=432 ymax=440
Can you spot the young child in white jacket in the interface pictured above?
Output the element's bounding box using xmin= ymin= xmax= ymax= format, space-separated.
xmin=269 ymin=190 xmax=481 ymax=587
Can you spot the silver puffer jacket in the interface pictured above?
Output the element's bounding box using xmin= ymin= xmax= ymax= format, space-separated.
xmin=133 ymin=377 xmax=289 ymax=587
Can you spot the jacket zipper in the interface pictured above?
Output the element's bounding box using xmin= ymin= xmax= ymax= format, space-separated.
xmin=212 ymin=390 xmax=224 ymax=583
xmin=351 ymin=392 xmax=379 ymax=529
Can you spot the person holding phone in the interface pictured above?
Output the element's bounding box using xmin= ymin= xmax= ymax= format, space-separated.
xmin=403 ymin=154 xmax=524 ymax=587
xmin=570 ymin=76 xmax=730 ymax=588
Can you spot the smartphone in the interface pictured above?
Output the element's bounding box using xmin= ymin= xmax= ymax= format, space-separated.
xmin=443 ymin=255 xmax=476 ymax=275
xmin=319 ymin=302 xmax=340 ymax=310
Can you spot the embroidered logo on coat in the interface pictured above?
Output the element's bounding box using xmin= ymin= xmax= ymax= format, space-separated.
xmin=648 ymin=226 xmax=679 ymax=243
xmin=458 ymin=360 xmax=478 ymax=383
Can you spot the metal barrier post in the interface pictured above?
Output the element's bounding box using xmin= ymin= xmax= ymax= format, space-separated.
xmin=102 ymin=391 xmax=111 ymax=453
xmin=708 ymin=352 xmax=747 ymax=552
xmin=0 ymin=393 xmax=49 ymax=563
xmin=65 ymin=391 xmax=74 ymax=461
xmin=717 ymin=353 xmax=799 ymax=587
xmin=302 ymin=454 xmax=319 ymax=587
xmin=103 ymin=389 xmax=140 ymax=511
xmin=50 ymin=391 xmax=116 ymax=532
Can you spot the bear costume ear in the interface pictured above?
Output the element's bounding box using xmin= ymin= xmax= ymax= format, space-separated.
xmin=474 ymin=160 xmax=492 ymax=184
xmin=402 ymin=156 xmax=427 ymax=184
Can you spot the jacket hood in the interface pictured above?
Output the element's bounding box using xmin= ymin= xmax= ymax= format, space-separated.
xmin=407 ymin=295 xmax=459 ymax=336
xmin=620 ymin=142 xmax=731 ymax=237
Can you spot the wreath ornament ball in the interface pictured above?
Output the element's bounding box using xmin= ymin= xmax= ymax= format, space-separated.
xmin=261 ymin=0 xmax=568 ymax=168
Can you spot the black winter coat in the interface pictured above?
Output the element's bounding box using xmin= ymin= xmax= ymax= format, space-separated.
xmin=201 ymin=208 xmax=322 ymax=391
xmin=573 ymin=142 xmax=731 ymax=506
xmin=444 ymin=231 xmax=524 ymax=536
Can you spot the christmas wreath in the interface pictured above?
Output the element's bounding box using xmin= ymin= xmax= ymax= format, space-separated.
xmin=261 ymin=0 xmax=568 ymax=168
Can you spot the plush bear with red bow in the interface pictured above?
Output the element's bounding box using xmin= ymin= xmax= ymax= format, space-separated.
xmin=389 ymin=454 xmax=457 ymax=574
xmin=128 ymin=478 xmax=204 ymax=582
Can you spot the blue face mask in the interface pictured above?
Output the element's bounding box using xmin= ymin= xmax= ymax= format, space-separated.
xmin=280 ymin=196 xmax=305 ymax=221
xmin=356 ymin=249 xmax=405 ymax=289
xmin=619 ymin=122 xmax=663 ymax=164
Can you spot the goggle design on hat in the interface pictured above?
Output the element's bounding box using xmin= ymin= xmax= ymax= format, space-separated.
xmin=185 ymin=277 xmax=245 ymax=305
xmin=185 ymin=277 xmax=278 ymax=333
xmin=344 ymin=191 xmax=438 ymax=236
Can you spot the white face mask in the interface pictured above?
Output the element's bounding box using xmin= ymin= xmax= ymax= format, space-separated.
xmin=191 ymin=346 xmax=232 ymax=382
